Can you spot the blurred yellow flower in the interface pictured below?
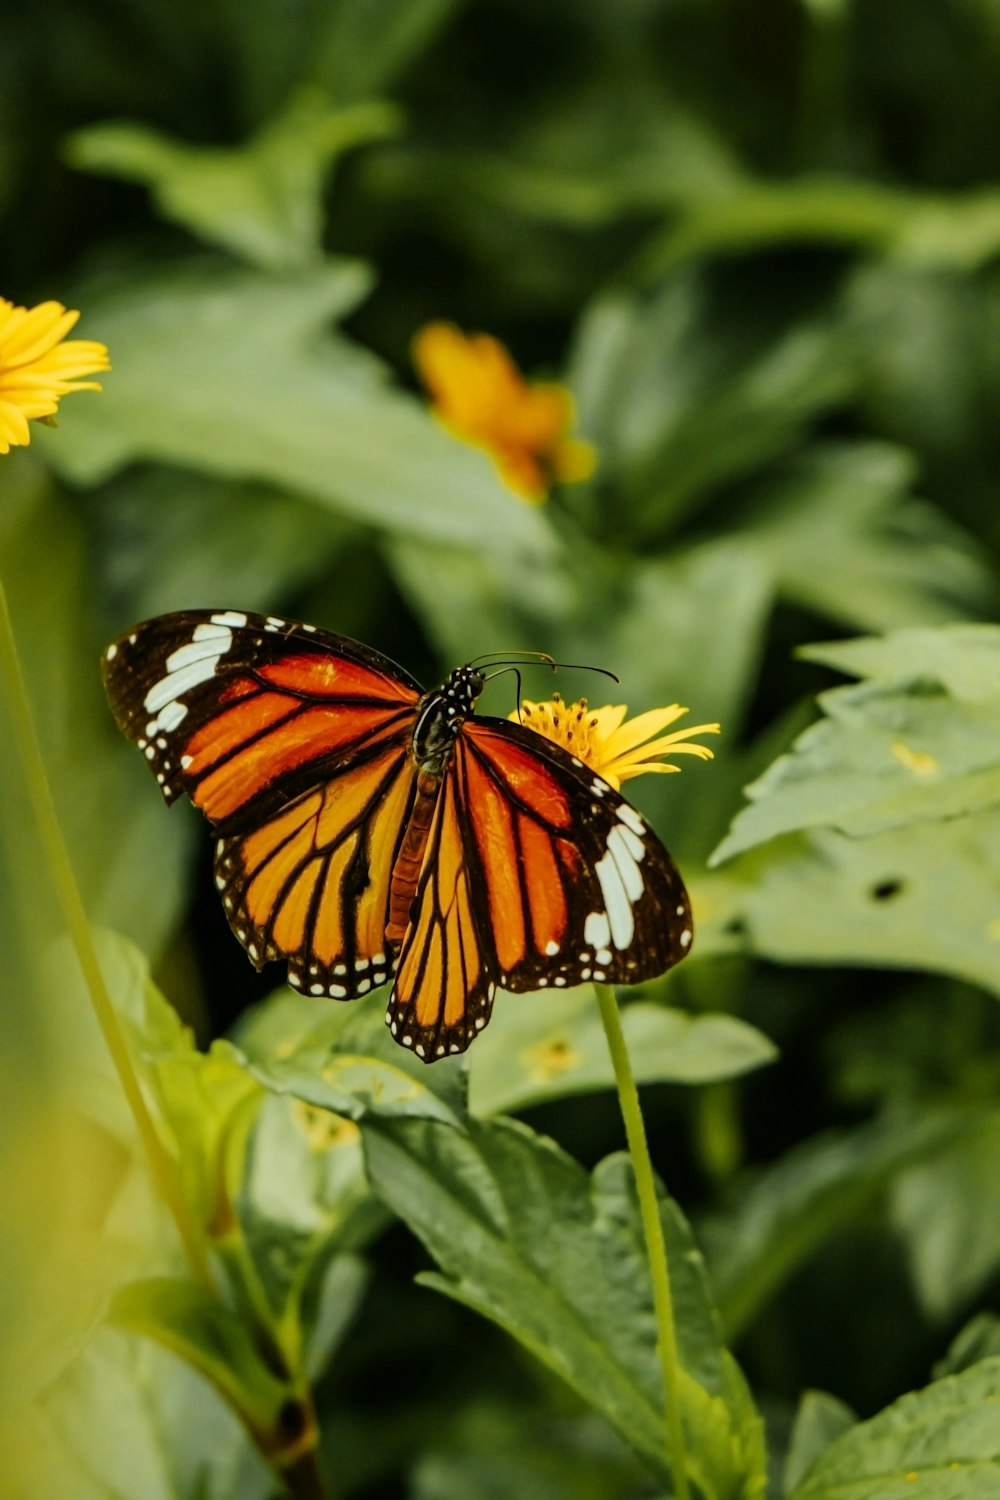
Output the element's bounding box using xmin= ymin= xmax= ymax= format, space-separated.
xmin=511 ymin=692 xmax=720 ymax=791
xmin=412 ymin=321 xmax=595 ymax=503
xmin=0 ymin=296 xmax=109 ymax=455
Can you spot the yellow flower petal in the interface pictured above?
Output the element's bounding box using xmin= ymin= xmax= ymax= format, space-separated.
xmin=599 ymin=704 xmax=690 ymax=762
xmin=0 ymin=295 xmax=108 ymax=454
xmin=509 ymin=692 xmax=720 ymax=787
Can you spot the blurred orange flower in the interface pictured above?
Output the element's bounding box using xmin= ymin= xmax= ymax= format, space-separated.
xmin=413 ymin=321 xmax=595 ymax=503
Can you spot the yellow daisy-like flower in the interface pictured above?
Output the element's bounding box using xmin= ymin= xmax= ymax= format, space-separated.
xmin=0 ymin=296 xmax=110 ymax=455
xmin=412 ymin=321 xmax=596 ymax=503
xmin=510 ymin=692 xmax=720 ymax=791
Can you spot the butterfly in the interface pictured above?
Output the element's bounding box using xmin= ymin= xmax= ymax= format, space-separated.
xmin=103 ymin=609 xmax=693 ymax=1060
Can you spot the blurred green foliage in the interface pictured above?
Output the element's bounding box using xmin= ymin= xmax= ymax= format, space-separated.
xmin=4 ymin=0 xmax=1000 ymax=1495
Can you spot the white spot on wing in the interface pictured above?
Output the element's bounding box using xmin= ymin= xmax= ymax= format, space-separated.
xmin=544 ymin=940 xmax=559 ymax=956
xmin=155 ymin=700 xmax=188 ymax=733
xmin=584 ymin=910 xmax=611 ymax=950
xmin=595 ymin=851 xmax=634 ymax=948
xmin=210 ymin=611 xmax=248 ymax=627
xmin=165 ymin=635 xmax=231 ymax=673
xmin=611 ymin=821 xmax=645 ymax=864
xmin=607 ymin=825 xmax=644 ymax=901
xmin=106 ymin=643 xmax=117 ymax=660
xmin=680 ymin=929 xmax=692 ymax=948
xmin=144 ymin=658 xmax=220 ymax=712
xmin=616 ymin=803 xmax=645 ymax=837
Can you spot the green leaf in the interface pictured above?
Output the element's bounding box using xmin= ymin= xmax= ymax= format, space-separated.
xmin=233 ymin=990 xmax=466 ymax=1126
xmin=236 ymin=1089 xmax=377 ymax=1355
xmin=784 ymin=1392 xmax=857 ymax=1498
xmin=36 ymin=1326 xmax=272 ymax=1500
xmin=362 ymin=1116 xmax=765 ymax=1494
xmin=38 ymin=261 xmax=556 ymax=558
xmin=373 ymin=71 xmax=740 ymax=232
xmin=412 ymin=1398 xmax=653 ymax=1500
xmin=568 ymin=272 xmax=859 ymax=534
xmin=0 ymin=459 xmax=192 ymax=956
xmin=713 ymin=626 xmax=1000 ymax=866
xmin=733 ymin=443 xmax=988 ymax=633
xmin=93 ymin=466 xmax=353 ymax=623
xmin=68 ymin=91 xmax=400 ymax=268
xmin=637 ymin=175 xmax=1000 ymax=280
xmin=107 ymin=1278 xmax=299 ymax=1453
xmin=935 ymin=1316 xmax=1000 ymax=1379
xmin=467 ymin=987 xmax=776 ymax=1117
xmin=800 ymin=626 xmax=1000 ymax=694
xmin=50 ymin=930 xmax=268 ymax=1257
xmin=788 ymin=1357 xmax=1000 ymax=1499
xmin=312 ymin=0 xmax=463 ymax=103
xmin=702 ymin=1110 xmax=969 ymax=1340
xmin=890 ymin=1106 xmax=1000 ymax=1321
xmin=700 ymin=815 xmax=1000 ymax=999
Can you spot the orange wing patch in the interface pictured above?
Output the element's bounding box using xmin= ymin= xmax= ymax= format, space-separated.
xmin=466 ymin=723 xmax=574 ymax=827
xmin=258 ymin=653 xmax=417 ymax=703
xmin=188 ymin=681 xmax=411 ymax=823
xmin=215 ymin=739 xmax=416 ymax=998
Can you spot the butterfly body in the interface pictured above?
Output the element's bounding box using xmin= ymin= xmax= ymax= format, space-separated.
xmin=104 ymin=610 xmax=693 ymax=1060
xmin=386 ymin=664 xmax=485 ymax=950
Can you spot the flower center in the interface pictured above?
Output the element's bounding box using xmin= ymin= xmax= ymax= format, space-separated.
xmin=518 ymin=692 xmax=601 ymax=767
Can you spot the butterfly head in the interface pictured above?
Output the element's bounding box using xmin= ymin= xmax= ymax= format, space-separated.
xmin=412 ymin=665 xmax=485 ymax=772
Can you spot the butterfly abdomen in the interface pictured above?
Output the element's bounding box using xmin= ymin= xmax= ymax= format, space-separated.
xmin=385 ymin=668 xmax=485 ymax=951
xmin=386 ymin=768 xmax=441 ymax=949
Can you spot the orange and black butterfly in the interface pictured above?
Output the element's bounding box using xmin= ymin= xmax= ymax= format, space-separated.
xmin=103 ymin=610 xmax=693 ymax=1061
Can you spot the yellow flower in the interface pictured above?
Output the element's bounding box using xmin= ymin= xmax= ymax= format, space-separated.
xmin=412 ymin=321 xmax=596 ymax=503
xmin=510 ymin=692 xmax=720 ymax=791
xmin=0 ymin=296 xmax=109 ymax=455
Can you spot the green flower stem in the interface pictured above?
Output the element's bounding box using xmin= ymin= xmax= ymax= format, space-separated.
xmin=0 ymin=575 xmax=214 ymax=1290
xmin=594 ymin=982 xmax=691 ymax=1500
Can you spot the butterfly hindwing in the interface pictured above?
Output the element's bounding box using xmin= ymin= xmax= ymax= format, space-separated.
xmin=102 ymin=609 xmax=421 ymax=833
xmin=214 ymin=735 xmax=417 ymax=999
xmin=387 ymin=767 xmax=496 ymax=1058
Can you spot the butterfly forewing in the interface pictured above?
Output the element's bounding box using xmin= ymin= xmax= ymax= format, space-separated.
xmin=102 ymin=610 xmax=421 ymax=832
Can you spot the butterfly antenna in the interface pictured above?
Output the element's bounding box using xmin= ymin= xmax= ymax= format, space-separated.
xmin=475 ymin=651 xmax=620 ymax=685
xmin=469 ymin=648 xmax=557 ymax=668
